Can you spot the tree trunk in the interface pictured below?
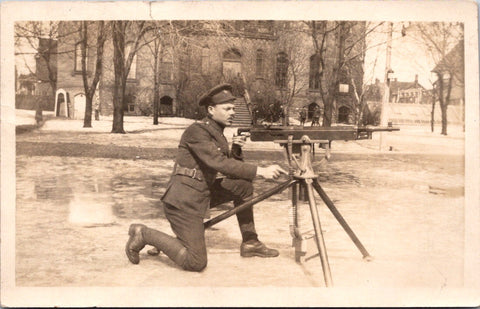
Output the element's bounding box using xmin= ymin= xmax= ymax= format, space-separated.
xmin=35 ymin=108 xmax=43 ymax=125
xmin=111 ymin=21 xmax=126 ymax=134
xmin=430 ymin=99 xmax=436 ymax=132
xmin=112 ymin=82 xmax=126 ymax=133
xmin=441 ymin=76 xmax=453 ymax=136
xmin=81 ymin=21 xmax=105 ymax=128
xmin=153 ymin=42 xmax=159 ymax=125
xmin=440 ymin=103 xmax=448 ymax=135
xmin=153 ymin=97 xmax=159 ymax=125
xmin=84 ymin=95 xmax=93 ymax=127
xmin=322 ymin=96 xmax=333 ymax=127
xmin=322 ymin=81 xmax=337 ymax=127
xmin=430 ymin=88 xmax=436 ymax=132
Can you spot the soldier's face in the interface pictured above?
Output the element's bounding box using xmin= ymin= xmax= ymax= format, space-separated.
xmin=208 ymin=102 xmax=236 ymax=126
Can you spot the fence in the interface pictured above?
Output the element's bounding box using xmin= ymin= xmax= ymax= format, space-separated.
xmin=367 ymin=101 xmax=464 ymax=125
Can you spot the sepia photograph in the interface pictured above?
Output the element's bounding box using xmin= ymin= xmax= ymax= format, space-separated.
xmin=1 ymin=0 xmax=479 ymax=307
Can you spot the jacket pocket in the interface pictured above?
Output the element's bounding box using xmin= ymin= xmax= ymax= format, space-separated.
xmin=180 ymin=175 xmax=208 ymax=192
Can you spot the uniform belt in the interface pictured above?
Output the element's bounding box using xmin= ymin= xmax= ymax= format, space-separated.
xmin=174 ymin=164 xmax=203 ymax=181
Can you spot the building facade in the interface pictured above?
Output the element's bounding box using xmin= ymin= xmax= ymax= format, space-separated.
xmin=55 ymin=20 xmax=366 ymax=124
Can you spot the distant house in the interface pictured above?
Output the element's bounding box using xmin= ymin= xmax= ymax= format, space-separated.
xmin=390 ymin=75 xmax=431 ymax=104
xmin=16 ymin=73 xmax=36 ymax=95
xmin=365 ymin=75 xmax=431 ymax=105
xmin=363 ymin=75 xmax=455 ymax=125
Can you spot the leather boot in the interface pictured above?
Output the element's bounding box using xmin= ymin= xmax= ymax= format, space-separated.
xmin=240 ymin=239 xmax=279 ymax=258
xmin=125 ymin=224 xmax=147 ymax=264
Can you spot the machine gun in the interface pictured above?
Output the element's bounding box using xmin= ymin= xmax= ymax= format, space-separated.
xmin=238 ymin=123 xmax=399 ymax=142
xmin=205 ymin=123 xmax=399 ymax=287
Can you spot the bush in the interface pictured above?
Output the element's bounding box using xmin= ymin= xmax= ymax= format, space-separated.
xmin=16 ymin=94 xmax=54 ymax=111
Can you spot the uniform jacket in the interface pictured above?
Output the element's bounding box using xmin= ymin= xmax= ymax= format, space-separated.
xmin=162 ymin=116 xmax=257 ymax=218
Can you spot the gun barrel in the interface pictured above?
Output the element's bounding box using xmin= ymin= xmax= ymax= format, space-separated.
xmin=358 ymin=125 xmax=400 ymax=132
xmin=241 ymin=125 xmax=399 ymax=142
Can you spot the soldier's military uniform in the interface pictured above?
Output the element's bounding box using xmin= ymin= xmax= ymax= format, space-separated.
xmin=126 ymin=84 xmax=278 ymax=272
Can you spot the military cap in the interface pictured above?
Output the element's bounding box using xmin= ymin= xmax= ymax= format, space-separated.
xmin=198 ymin=83 xmax=237 ymax=106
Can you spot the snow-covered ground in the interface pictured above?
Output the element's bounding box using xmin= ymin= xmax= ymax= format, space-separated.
xmin=15 ymin=109 xmax=466 ymax=156
xmin=10 ymin=109 xmax=477 ymax=305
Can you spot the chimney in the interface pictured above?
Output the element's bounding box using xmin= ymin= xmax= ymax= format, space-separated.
xmin=414 ymin=74 xmax=418 ymax=86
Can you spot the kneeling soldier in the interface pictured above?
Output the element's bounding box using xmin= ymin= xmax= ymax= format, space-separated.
xmin=126 ymin=84 xmax=287 ymax=271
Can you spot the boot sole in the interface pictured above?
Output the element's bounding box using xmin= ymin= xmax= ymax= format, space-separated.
xmin=125 ymin=240 xmax=140 ymax=264
xmin=125 ymin=224 xmax=143 ymax=264
xmin=241 ymin=252 xmax=279 ymax=258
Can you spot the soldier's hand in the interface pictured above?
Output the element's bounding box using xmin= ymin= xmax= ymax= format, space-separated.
xmin=257 ymin=164 xmax=288 ymax=179
xmin=232 ymin=134 xmax=247 ymax=147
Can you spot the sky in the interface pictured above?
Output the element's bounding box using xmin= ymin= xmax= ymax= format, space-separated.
xmin=364 ymin=22 xmax=436 ymax=89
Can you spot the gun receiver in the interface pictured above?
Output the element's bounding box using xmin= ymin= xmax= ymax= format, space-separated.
xmin=237 ymin=125 xmax=399 ymax=142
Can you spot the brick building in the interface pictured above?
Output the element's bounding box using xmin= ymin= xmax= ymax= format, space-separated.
xmin=55 ymin=21 xmax=366 ymax=124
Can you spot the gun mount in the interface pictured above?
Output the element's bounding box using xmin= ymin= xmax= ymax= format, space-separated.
xmin=205 ymin=123 xmax=400 ymax=287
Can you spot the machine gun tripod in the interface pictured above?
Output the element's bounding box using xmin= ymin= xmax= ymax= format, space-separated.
xmin=202 ymin=126 xmax=395 ymax=287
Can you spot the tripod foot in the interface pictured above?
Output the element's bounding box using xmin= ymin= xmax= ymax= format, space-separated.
xmin=363 ymin=255 xmax=374 ymax=262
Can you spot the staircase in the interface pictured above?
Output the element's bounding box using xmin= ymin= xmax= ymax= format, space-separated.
xmin=231 ymin=97 xmax=252 ymax=127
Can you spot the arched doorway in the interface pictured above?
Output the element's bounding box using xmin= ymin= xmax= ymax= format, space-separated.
xmin=307 ymin=102 xmax=320 ymax=120
xmin=73 ymin=93 xmax=86 ymax=120
xmin=160 ymin=96 xmax=173 ymax=115
xmin=338 ymin=106 xmax=351 ymax=124
xmin=55 ymin=89 xmax=69 ymax=117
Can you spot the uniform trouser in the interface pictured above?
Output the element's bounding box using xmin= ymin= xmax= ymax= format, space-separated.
xmin=142 ymin=177 xmax=256 ymax=272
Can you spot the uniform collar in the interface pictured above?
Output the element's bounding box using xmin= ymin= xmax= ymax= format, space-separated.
xmin=203 ymin=116 xmax=225 ymax=133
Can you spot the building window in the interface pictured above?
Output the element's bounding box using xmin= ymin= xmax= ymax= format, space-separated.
xmin=161 ymin=47 xmax=174 ymax=83
xmin=161 ymin=62 xmax=173 ymax=83
xmin=125 ymin=42 xmax=137 ymax=80
xmin=128 ymin=104 xmax=135 ymax=112
xmin=201 ymin=47 xmax=209 ymax=74
xmin=222 ymin=48 xmax=242 ymax=78
xmin=275 ymin=52 xmax=288 ymax=88
xmin=74 ymin=42 xmax=85 ymax=72
xmin=256 ymin=49 xmax=265 ymax=79
xmin=309 ymin=53 xmax=321 ymax=90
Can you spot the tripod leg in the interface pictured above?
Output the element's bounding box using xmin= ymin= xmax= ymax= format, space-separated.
xmin=204 ymin=179 xmax=296 ymax=229
xmin=312 ymin=179 xmax=373 ymax=261
xmin=305 ymin=179 xmax=333 ymax=287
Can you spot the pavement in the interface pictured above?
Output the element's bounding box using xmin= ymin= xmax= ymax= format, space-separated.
xmin=7 ymin=109 xmax=478 ymax=307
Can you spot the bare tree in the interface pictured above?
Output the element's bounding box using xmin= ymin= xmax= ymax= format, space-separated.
xmin=304 ymin=21 xmax=386 ymax=127
xmin=412 ymin=22 xmax=464 ymax=135
xmin=111 ymin=21 xmax=155 ymax=133
xmin=15 ymin=21 xmax=59 ymax=122
xmin=275 ymin=24 xmax=310 ymax=125
xmin=79 ymin=21 xmax=107 ymax=128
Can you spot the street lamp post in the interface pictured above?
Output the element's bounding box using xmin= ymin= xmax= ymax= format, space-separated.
xmin=379 ymin=22 xmax=393 ymax=151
